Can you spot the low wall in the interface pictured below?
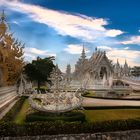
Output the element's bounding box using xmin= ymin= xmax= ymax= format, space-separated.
xmin=0 ymin=130 xmax=140 ymax=140
xmin=0 ymin=86 xmax=18 ymax=119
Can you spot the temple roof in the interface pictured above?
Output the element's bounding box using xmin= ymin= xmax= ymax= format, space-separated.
xmin=74 ymin=46 xmax=113 ymax=75
xmin=88 ymin=50 xmax=113 ymax=72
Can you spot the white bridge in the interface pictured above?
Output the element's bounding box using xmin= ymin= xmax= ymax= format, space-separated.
xmin=69 ymin=76 xmax=140 ymax=91
xmin=119 ymin=77 xmax=140 ymax=91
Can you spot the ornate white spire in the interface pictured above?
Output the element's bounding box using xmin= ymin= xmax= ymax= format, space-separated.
xmin=66 ymin=64 xmax=71 ymax=75
xmin=124 ymin=59 xmax=128 ymax=67
xmin=123 ymin=59 xmax=129 ymax=76
xmin=114 ymin=59 xmax=121 ymax=77
xmin=117 ymin=59 xmax=120 ymax=66
xmin=81 ymin=44 xmax=86 ymax=60
xmin=65 ymin=64 xmax=71 ymax=83
xmin=49 ymin=65 xmax=62 ymax=93
xmin=116 ymin=59 xmax=121 ymax=70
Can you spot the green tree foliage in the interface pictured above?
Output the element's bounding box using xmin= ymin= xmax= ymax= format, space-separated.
xmin=131 ymin=66 xmax=140 ymax=77
xmin=24 ymin=56 xmax=55 ymax=92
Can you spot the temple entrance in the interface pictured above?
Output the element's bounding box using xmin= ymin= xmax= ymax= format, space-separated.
xmin=100 ymin=66 xmax=107 ymax=79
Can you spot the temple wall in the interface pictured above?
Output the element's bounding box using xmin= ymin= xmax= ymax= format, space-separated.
xmin=0 ymin=130 xmax=139 ymax=140
xmin=0 ymin=86 xmax=18 ymax=119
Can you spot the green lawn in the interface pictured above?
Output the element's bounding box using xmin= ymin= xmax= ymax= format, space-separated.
xmin=83 ymin=109 xmax=140 ymax=122
xmin=34 ymin=86 xmax=48 ymax=90
xmin=84 ymin=91 xmax=96 ymax=97
xmin=14 ymin=99 xmax=30 ymax=124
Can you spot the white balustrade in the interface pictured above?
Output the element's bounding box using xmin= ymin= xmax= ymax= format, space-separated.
xmin=0 ymin=86 xmax=17 ymax=109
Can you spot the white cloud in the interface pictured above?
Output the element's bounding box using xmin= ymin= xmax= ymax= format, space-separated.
xmin=11 ymin=20 xmax=19 ymax=25
xmin=3 ymin=0 xmax=139 ymax=69
xmin=121 ymin=36 xmax=140 ymax=45
xmin=99 ymin=46 xmax=140 ymax=66
xmin=24 ymin=47 xmax=56 ymax=60
xmin=124 ymin=47 xmax=129 ymax=50
xmin=25 ymin=48 xmax=48 ymax=55
xmin=0 ymin=0 xmax=124 ymax=42
xmin=97 ymin=46 xmax=112 ymax=51
xmin=106 ymin=29 xmax=123 ymax=37
xmin=64 ymin=44 xmax=89 ymax=54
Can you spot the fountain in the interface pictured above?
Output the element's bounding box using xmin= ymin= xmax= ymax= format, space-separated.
xmin=29 ymin=66 xmax=83 ymax=113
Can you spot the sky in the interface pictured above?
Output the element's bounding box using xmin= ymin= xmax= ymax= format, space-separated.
xmin=0 ymin=0 xmax=140 ymax=72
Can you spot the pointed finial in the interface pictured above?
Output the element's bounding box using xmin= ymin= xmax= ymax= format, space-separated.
xmin=125 ymin=59 xmax=127 ymax=64
xmin=117 ymin=59 xmax=119 ymax=65
xmin=1 ymin=10 xmax=5 ymax=22
xmin=81 ymin=43 xmax=86 ymax=59
xmin=82 ymin=43 xmax=85 ymax=53
xmin=124 ymin=59 xmax=128 ymax=67
xmin=95 ymin=47 xmax=97 ymax=52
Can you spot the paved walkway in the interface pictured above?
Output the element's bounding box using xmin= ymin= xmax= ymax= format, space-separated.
xmin=82 ymin=97 xmax=140 ymax=107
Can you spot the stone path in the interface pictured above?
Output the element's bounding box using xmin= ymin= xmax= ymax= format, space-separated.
xmin=82 ymin=97 xmax=140 ymax=107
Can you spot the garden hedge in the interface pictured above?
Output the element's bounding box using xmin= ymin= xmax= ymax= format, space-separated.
xmin=0 ymin=119 xmax=140 ymax=136
xmin=26 ymin=112 xmax=86 ymax=122
xmin=0 ymin=96 xmax=140 ymax=136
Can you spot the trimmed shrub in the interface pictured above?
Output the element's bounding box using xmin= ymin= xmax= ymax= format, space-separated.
xmin=26 ymin=112 xmax=86 ymax=122
xmin=0 ymin=119 xmax=140 ymax=136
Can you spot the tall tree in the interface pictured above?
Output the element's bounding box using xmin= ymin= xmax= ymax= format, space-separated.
xmin=24 ymin=56 xmax=55 ymax=93
xmin=131 ymin=66 xmax=140 ymax=77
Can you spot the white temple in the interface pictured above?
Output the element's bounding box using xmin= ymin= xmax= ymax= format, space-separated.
xmin=69 ymin=46 xmax=130 ymax=82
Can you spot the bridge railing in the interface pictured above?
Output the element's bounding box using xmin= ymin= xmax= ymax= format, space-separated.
xmin=0 ymin=86 xmax=17 ymax=108
xmin=122 ymin=77 xmax=140 ymax=83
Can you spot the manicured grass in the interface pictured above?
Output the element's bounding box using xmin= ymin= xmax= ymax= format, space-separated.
xmin=34 ymin=86 xmax=48 ymax=90
xmin=83 ymin=109 xmax=140 ymax=122
xmin=83 ymin=91 xmax=96 ymax=97
xmin=14 ymin=99 xmax=30 ymax=124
